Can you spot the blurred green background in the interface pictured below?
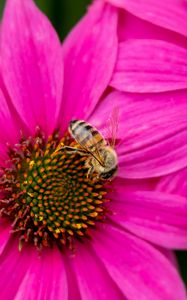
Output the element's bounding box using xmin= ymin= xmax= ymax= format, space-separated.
xmin=0 ymin=0 xmax=91 ymax=40
xmin=0 ymin=0 xmax=187 ymax=286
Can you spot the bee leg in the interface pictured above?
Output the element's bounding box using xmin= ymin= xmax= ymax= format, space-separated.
xmin=54 ymin=146 xmax=88 ymax=156
xmin=63 ymin=146 xmax=88 ymax=155
xmin=86 ymin=166 xmax=94 ymax=179
xmin=85 ymin=158 xmax=94 ymax=179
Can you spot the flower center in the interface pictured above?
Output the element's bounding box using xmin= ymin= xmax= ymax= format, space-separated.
xmin=0 ymin=129 xmax=109 ymax=251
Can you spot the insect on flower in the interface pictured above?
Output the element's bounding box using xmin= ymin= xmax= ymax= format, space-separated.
xmin=57 ymin=109 xmax=119 ymax=180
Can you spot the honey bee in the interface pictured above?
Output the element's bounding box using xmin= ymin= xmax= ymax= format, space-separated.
xmin=61 ymin=109 xmax=119 ymax=180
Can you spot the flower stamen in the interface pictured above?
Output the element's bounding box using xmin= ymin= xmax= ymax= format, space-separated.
xmin=0 ymin=129 xmax=109 ymax=251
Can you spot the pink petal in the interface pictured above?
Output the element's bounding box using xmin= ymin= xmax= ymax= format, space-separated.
xmin=92 ymin=224 xmax=187 ymax=300
xmin=69 ymin=242 xmax=124 ymax=300
xmin=89 ymin=90 xmax=187 ymax=178
xmin=63 ymin=252 xmax=82 ymax=300
xmin=0 ymin=86 xmax=26 ymax=166
xmin=110 ymin=40 xmax=187 ymax=93
xmin=0 ymin=88 xmax=21 ymax=145
xmin=0 ymin=0 xmax=63 ymax=135
xmin=0 ymin=240 xmax=34 ymax=300
xmin=112 ymin=177 xmax=158 ymax=193
xmin=118 ymin=10 xmax=187 ymax=49
xmin=118 ymin=129 xmax=187 ymax=178
xmin=157 ymin=168 xmax=187 ymax=196
xmin=0 ymin=219 xmax=11 ymax=255
xmin=106 ymin=0 xmax=187 ymax=38
xmin=60 ymin=1 xmax=118 ymax=130
xmin=14 ymin=247 xmax=68 ymax=300
xmin=109 ymin=188 xmax=187 ymax=248
xmin=158 ymin=249 xmax=178 ymax=268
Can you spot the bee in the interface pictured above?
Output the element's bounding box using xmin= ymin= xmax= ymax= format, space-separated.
xmin=61 ymin=109 xmax=119 ymax=180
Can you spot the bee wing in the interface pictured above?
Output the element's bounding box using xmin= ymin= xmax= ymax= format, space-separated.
xmin=82 ymin=143 xmax=105 ymax=167
xmin=72 ymin=128 xmax=105 ymax=166
xmin=92 ymin=142 xmax=105 ymax=166
xmin=85 ymin=133 xmax=106 ymax=166
xmin=103 ymin=106 xmax=119 ymax=148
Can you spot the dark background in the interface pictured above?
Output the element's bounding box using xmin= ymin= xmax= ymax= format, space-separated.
xmin=0 ymin=0 xmax=187 ymax=285
xmin=0 ymin=0 xmax=91 ymax=40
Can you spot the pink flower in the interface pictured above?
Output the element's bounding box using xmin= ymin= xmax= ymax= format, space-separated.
xmin=0 ymin=0 xmax=186 ymax=299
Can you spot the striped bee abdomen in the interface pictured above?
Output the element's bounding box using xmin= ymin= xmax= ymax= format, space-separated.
xmin=69 ymin=120 xmax=106 ymax=151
